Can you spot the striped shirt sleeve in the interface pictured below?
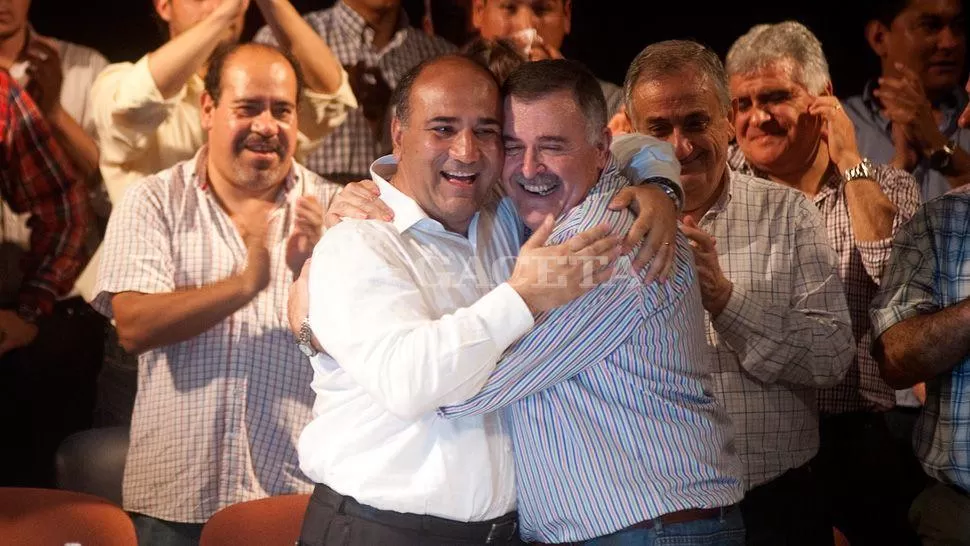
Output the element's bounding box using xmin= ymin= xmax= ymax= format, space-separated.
xmin=438 ymin=257 xmax=642 ymax=418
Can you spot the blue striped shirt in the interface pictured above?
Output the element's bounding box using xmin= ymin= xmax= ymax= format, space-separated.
xmin=440 ymin=161 xmax=745 ymax=542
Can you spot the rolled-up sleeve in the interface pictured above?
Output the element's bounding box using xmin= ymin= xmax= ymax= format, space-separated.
xmin=295 ymin=68 xmax=358 ymax=155
xmin=90 ymin=56 xmax=187 ymax=170
xmin=92 ymin=178 xmax=174 ymax=320
xmin=856 ymin=165 xmax=920 ymax=285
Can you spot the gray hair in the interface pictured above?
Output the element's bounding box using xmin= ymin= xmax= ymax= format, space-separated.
xmin=725 ymin=21 xmax=831 ymax=95
xmin=623 ymin=40 xmax=732 ymax=122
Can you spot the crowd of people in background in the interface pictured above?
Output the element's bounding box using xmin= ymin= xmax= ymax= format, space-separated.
xmin=1 ymin=0 xmax=969 ymax=545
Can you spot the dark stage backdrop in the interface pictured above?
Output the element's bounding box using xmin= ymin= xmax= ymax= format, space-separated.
xmin=26 ymin=1 xmax=967 ymax=99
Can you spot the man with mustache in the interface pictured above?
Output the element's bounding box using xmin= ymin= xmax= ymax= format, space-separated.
xmin=90 ymin=0 xmax=356 ymax=204
xmin=434 ymin=58 xmax=744 ymax=545
xmin=93 ymin=43 xmax=334 ymax=546
xmin=295 ymin=58 xmax=743 ymax=544
xmin=295 ymin=53 xmax=649 ymax=545
xmin=846 ymin=0 xmax=970 ymax=201
xmin=622 ymin=39 xmax=855 ymax=545
xmin=725 ymin=21 xmax=922 ymax=545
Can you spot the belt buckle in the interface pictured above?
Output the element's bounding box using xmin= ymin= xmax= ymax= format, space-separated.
xmin=485 ymin=521 xmax=517 ymax=544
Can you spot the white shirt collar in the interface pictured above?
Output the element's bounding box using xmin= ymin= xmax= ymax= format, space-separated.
xmin=369 ymin=155 xmax=432 ymax=233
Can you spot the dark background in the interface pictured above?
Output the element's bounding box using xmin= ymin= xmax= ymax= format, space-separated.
xmin=27 ymin=1 xmax=951 ymax=99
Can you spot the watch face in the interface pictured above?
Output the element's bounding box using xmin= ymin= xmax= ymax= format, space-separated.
xmin=299 ymin=343 xmax=316 ymax=357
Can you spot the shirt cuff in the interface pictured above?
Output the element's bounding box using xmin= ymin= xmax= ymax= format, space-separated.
xmin=611 ymin=133 xmax=682 ymax=188
xmin=474 ymin=282 xmax=534 ymax=351
xmin=712 ymin=284 xmax=762 ymax=351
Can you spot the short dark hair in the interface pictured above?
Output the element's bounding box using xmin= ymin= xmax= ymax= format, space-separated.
xmin=870 ymin=0 xmax=914 ymax=25
xmin=460 ymin=37 xmax=528 ymax=85
xmin=390 ymin=54 xmax=500 ymax=126
xmin=203 ymin=43 xmax=305 ymax=106
xmin=501 ymin=59 xmax=607 ymax=142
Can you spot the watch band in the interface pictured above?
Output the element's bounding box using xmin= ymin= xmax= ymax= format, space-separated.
xmin=644 ymin=177 xmax=684 ymax=211
xmin=297 ymin=317 xmax=319 ymax=357
xmin=843 ymin=158 xmax=874 ymax=183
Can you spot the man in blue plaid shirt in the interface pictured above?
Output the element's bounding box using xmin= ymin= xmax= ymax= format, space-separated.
xmin=871 ymin=185 xmax=970 ymax=545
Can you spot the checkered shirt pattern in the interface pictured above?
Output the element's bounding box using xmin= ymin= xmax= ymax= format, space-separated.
xmin=254 ymin=1 xmax=455 ymax=181
xmin=871 ymin=184 xmax=970 ymax=491
xmin=92 ymin=148 xmax=341 ymax=523
xmin=728 ymin=145 xmax=920 ymax=413
xmin=700 ymin=170 xmax=854 ymax=487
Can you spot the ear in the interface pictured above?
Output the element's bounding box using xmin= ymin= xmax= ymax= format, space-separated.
xmin=200 ymin=91 xmax=216 ymax=131
xmin=471 ymin=0 xmax=486 ymax=32
xmin=822 ymin=80 xmax=834 ymax=97
xmin=725 ymin=108 xmax=736 ymax=141
xmin=562 ymin=0 xmax=572 ymax=36
xmin=154 ymin=0 xmax=173 ymax=24
xmin=391 ymin=115 xmax=404 ymax=160
xmin=866 ymin=20 xmax=890 ymax=59
xmin=596 ymin=125 xmax=611 ymax=169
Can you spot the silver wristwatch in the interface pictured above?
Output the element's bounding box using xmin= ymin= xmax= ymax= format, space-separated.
xmin=645 ymin=177 xmax=684 ymax=211
xmin=297 ymin=318 xmax=319 ymax=357
xmin=843 ymin=158 xmax=875 ymax=183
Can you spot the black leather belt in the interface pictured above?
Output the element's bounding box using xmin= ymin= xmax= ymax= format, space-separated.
xmin=312 ymin=484 xmax=519 ymax=544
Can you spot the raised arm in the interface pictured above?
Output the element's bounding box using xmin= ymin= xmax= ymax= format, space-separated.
xmin=252 ymin=0 xmax=344 ymax=94
xmin=148 ymin=0 xmax=249 ymax=99
xmin=22 ymin=35 xmax=101 ymax=181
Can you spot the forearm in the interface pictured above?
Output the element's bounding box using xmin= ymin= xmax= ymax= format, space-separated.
xmin=713 ymin=284 xmax=853 ymax=386
xmin=843 ymin=180 xmax=898 ymax=241
xmin=112 ymin=275 xmax=256 ymax=355
xmin=876 ymin=299 xmax=970 ymax=388
xmin=47 ymin=106 xmax=99 ymax=182
xmin=254 ymin=0 xmax=344 ymax=93
xmin=147 ymin=11 xmax=234 ymax=98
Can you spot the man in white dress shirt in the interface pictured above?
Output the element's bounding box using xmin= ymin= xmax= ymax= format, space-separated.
xmin=295 ymin=53 xmax=624 ymax=546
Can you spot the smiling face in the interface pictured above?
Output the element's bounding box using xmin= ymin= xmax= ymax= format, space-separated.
xmin=729 ymin=61 xmax=824 ymax=176
xmin=627 ymin=69 xmax=733 ymax=215
xmin=201 ymin=46 xmax=299 ymax=194
xmin=390 ymin=58 xmax=503 ymax=235
xmin=501 ymin=89 xmax=609 ymax=230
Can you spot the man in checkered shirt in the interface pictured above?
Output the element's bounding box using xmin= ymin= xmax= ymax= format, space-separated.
xmin=93 ymin=43 xmax=341 ymax=546
xmin=618 ymin=39 xmax=855 ymax=544
xmin=871 ymin=184 xmax=970 ymax=545
xmin=254 ymin=0 xmax=456 ymax=184
xmin=725 ymin=21 xmax=923 ymax=545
